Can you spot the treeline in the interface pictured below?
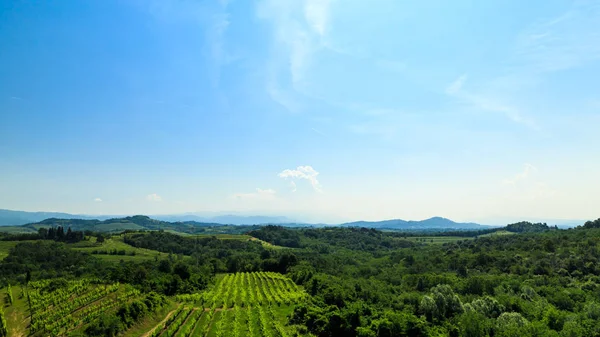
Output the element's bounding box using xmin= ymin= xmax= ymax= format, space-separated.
xmin=124 ymin=231 xmax=299 ymax=274
xmin=249 ymin=226 xmax=416 ymax=252
xmin=582 ymin=218 xmax=600 ymax=229
xmin=0 ymin=226 xmax=86 ymax=243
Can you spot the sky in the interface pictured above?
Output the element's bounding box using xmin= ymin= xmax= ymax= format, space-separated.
xmin=1 ymin=0 xmax=599 ymax=224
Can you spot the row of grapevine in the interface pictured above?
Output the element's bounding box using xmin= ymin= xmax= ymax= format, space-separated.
xmin=43 ymin=285 xmax=140 ymax=336
xmin=30 ymin=283 xmax=120 ymax=333
xmin=233 ymin=304 xmax=243 ymax=337
xmin=161 ymin=307 xmax=193 ymax=337
xmin=199 ymin=272 xmax=305 ymax=310
xmin=149 ymin=305 xmax=184 ymax=337
xmin=214 ymin=302 xmax=228 ymax=337
xmin=28 ymin=279 xmax=91 ymax=313
xmin=174 ymin=309 xmax=202 ymax=337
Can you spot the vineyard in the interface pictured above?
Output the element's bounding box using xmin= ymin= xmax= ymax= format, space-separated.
xmin=21 ymin=279 xmax=140 ymax=336
xmin=145 ymin=272 xmax=306 ymax=337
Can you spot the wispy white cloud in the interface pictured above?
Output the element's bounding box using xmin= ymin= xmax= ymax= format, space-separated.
xmin=266 ymin=83 xmax=300 ymax=112
xmin=445 ymin=74 xmax=467 ymax=95
xmin=233 ymin=188 xmax=277 ymax=199
xmin=257 ymin=0 xmax=333 ymax=110
xmin=304 ymin=0 xmax=331 ymax=37
xmin=375 ymin=59 xmax=407 ymax=73
xmin=503 ymin=163 xmax=537 ymax=185
xmin=9 ymin=96 xmax=23 ymax=100
xmin=501 ymin=164 xmax=557 ymax=201
xmin=138 ymin=0 xmax=230 ymax=87
xmin=514 ymin=2 xmax=600 ymax=73
xmin=205 ymin=9 xmax=231 ymax=87
xmin=310 ymin=128 xmax=326 ymax=136
xmin=146 ymin=193 xmax=162 ymax=202
xmin=94 ymin=198 xmax=103 ymax=202
xmin=278 ymin=165 xmax=322 ymax=192
xmin=348 ymin=121 xmax=398 ymax=140
xmin=446 ymin=74 xmax=539 ymax=130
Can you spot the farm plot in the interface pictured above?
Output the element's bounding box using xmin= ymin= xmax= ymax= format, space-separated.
xmin=144 ymin=272 xmax=305 ymax=337
xmin=25 ymin=279 xmax=140 ymax=336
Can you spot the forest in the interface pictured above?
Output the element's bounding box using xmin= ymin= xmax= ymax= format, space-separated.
xmin=0 ymin=219 xmax=599 ymax=336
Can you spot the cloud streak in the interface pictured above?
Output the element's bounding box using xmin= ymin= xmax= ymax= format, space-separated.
xmin=146 ymin=193 xmax=162 ymax=202
xmin=234 ymin=188 xmax=276 ymax=199
xmin=514 ymin=2 xmax=600 ymax=73
xmin=257 ymin=0 xmax=332 ymax=110
xmin=503 ymin=163 xmax=537 ymax=185
xmin=445 ymin=74 xmax=539 ymax=130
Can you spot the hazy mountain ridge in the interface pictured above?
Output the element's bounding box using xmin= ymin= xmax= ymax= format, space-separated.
xmin=0 ymin=209 xmax=581 ymax=231
xmin=0 ymin=209 xmax=296 ymax=227
xmin=341 ymin=216 xmax=489 ymax=230
xmin=153 ymin=214 xmax=296 ymax=225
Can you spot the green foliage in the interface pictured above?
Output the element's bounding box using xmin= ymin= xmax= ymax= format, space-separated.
xmin=468 ymin=296 xmax=504 ymax=318
xmin=0 ymin=306 xmax=7 ymax=337
xmin=84 ymin=314 xmax=122 ymax=337
xmin=458 ymin=310 xmax=492 ymax=337
xmin=5 ymin=284 xmax=12 ymax=306
xmin=505 ymin=221 xmax=551 ymax=233
xmin=420 ymin=284 xmax=464 ymax=321
xmin=496 ymin=312 xmax=529 ymax=336
xmin=582 ymin=218 xmax=600 ymax=229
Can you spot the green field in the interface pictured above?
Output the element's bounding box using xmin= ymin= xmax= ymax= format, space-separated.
xmin=403 ymin=236 xmax=472 ymax=244
xmin=401 ymin=230 xmax=516 ymax=245
xmin=478 ymin=230 xmax=516 ymax=237
xmin=0 ymin=226 xmax=36 ymax=234
xmin=70 ymin=236 xmax=169 ymax=262
xmin=0 ymin=285 xmax=30 ymax=337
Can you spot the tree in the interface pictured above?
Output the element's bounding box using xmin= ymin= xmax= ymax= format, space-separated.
xmin=420 ymin=284 xmax=464 ymax=321
xmin=0 ymin=306 xmax=7 ymax=337
xmin=459 ymin=310 xmax=491 ymax=337
xmin=158 ymin=259 xmax=172 ymax=274
xmin=5 ymin=285 xmax=12 ymax=306
xmin=583 ymin=218 xmax=600 ymax=229
xmin=468 ymin=296 xmax=504 ymax=318
xmin=496 ymin=312 xmax=529 ymax=336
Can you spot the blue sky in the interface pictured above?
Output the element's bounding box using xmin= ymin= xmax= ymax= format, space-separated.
xmin=1 ymin=0 xmax=599 ymax=224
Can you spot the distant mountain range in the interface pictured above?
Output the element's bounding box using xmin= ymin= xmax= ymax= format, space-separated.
xmin=0 ymin=215 xmax=229 ymax=234
xmin=153 ymin=214 xmax=296 ymax=226
xmin=0 ymin=208 xmax=585 ymax=232
xmin=0 ymin=209 xmax=297 ymax=227
xmin=340 ymin=217 xmax=489 ymax=230
xmin=0 ymin=209 xmax=101 ymax=226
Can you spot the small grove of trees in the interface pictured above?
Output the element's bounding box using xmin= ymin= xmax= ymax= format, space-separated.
xmin=505 ymin=221 xmax=552 ymax=233
xmin=582 ymin=218 xmax=600 ymax=229
xmin=37 ymin=226 xmax=85 ymax=243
